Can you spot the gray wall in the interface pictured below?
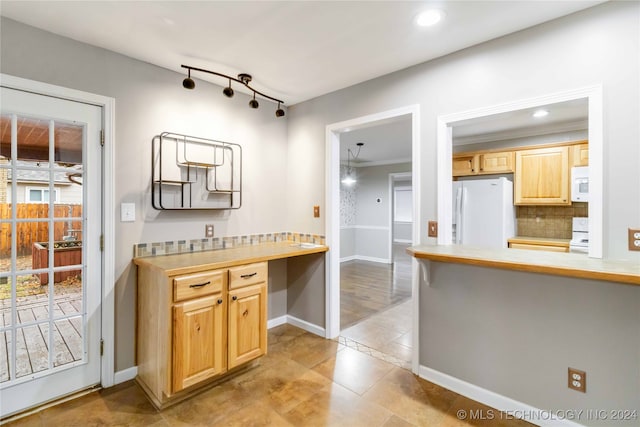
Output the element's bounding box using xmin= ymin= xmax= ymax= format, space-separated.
xmin=1 ymin=18 xmax=290 ymax=371
xmin=341 ymin=163 xmax=411 ymax=262
xmin=286 ymin=2 xmax=640 ymax=423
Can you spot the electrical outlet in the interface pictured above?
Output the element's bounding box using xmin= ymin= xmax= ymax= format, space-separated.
xmin=205 ymin=224 xmax=214 ymax=238
xmin=428 ymin=221 xmax=438 ymax=238
xmin=313 ymin=206 xmax=320 ymax=218
xmin=568 ymin=368 xmax=586 ymax=393
xmin=628 ymin=228 xmax=640 ymax=251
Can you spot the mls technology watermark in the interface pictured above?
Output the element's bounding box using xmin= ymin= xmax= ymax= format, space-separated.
xmin=455 ymin=408 xmax=638 ymax=422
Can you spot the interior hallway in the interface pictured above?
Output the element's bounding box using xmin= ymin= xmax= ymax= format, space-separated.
xmin=340 ymin=243 xmax=413 ymax=369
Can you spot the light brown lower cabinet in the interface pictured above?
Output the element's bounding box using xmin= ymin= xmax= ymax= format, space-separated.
xmin=508 ymin=242 xmax=569 ymax=252
xmin=136 ymin=262 xmax=268 ymax=409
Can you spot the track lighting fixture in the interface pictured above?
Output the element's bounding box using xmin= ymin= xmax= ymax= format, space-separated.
xmin=222 ymin=79 xmax=234 ymax=98
xmin=181 ymin=64 xmax=285 ymax=117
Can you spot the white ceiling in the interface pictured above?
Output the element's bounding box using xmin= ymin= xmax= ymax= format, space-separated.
xmin=0 ymin=0 xmax=603 ymax=106
xmin=1 ymin=1 xmax=599 ymax=165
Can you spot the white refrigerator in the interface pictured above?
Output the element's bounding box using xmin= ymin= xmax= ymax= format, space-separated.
xmin=452 ymin=177 xmax=515 ymax=248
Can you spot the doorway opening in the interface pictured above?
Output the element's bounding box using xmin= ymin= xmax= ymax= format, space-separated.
xmin=325 ymin=105 xmax=420 ymax=373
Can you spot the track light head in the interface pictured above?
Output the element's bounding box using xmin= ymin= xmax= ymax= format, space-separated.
xmin=182 ymin=77 xmax=195 ymax=89
xmin=223 ymin=80 xmax=234 ymax=98
xmin=182 ymin=69 xmax=195 ymax=89
xmin=275 ymin=102 xmax=285 ymax=117
xmin=249 ymin=93 xmax=259 ymax=109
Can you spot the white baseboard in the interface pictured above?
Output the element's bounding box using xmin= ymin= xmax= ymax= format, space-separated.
xmin=340 ymin=255 xmax=390 ymax=264
xmin=114 ymin=366 xmax=138 ymax=385
xmin=267 ymin=315 xmax=288 ymax=329
xmin=393 ymin=239 xmax=412 ymax=244
xmin=418 ymin=366 xmax=585 ymax=427
xmin=285 ymin=315 xmax=325 ymax=337
xmin=354 ymin=255 xmax=391 ymax=264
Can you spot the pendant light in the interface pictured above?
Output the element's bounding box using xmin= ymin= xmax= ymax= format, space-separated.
xmin=341 ymin=143 xmax=364 ymax=185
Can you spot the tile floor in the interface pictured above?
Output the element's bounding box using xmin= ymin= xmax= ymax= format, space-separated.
xmin=4 ymin=324 xmax=533 ymax=427
xmin=339 ymin=299 xmax=412 ymax=369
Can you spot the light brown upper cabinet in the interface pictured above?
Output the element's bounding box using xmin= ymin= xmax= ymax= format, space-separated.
xmin=453 ymin=151 xmax=514 ymax=177
xmin=514 ymin=146 xmax=570 ymax=205
xmin=452 ymin=154 xmax=478 ymax=176
xmin=478 ymin=151 xmax=514 ymax=174
xmin=571 ymin=143 xmax=589 ymax=166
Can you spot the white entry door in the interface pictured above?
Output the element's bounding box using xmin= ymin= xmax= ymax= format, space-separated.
xmin=0 ymin=86 xmax=103 ymax=417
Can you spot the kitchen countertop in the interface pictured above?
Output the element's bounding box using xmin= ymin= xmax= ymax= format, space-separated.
xmin=507 ymin=236 xmax=571 ymax=247
xmin=133 ymin=241 xmax=328 ymax=276
xmin=407 ymin=245 xmax=640 ymax=286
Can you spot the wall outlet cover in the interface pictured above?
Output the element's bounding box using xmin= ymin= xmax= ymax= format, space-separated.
xmin=428 ymin=221 xmax=438 ymax=237
xmin=120 ymin=203 xmax=135 ymax=222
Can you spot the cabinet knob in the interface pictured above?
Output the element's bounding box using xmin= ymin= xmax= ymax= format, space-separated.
xmin=217 ymin=299 xmax=223 ymax=305
xmin=232 ymin=295 xmax=238 ymax=301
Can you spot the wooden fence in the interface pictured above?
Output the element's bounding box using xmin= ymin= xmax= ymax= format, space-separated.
xmin=0 ymin=204 xmax=82 ymax=257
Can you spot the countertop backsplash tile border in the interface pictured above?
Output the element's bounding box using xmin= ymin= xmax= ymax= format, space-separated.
xmin=133 ymin=232 xmax=326 ymax=258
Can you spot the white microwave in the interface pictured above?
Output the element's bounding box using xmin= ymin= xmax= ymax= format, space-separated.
xmin=571 ymin=166 xmax=589 ymax=202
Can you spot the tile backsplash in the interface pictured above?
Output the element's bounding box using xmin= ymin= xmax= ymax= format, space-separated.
xmin=516 ymin=203 xmax=587 ymax=239
xmin=133 ymin=232 xmax=325 ymax=258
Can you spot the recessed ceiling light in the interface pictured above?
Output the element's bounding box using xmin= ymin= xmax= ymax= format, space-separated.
xmin=533 ymin=109 xmax=549 ymax=118
xmin=415 ymin=9 xmax=445 ymax=27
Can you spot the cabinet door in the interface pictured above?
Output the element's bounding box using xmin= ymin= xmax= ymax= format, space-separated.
xmin=173 ymin=295 xmax=226 ymax=393
xmin=452 ymin=154 xmax=477 ymax=176
xmin=571 ymin=144 xmax=589 ymax=166
xmin=515 ymin=146 xmax=570 ymax=205
xmin=479 ymin=151 xmax=514 ymax=174
xmin=228 ymin=283 xmax=267 ymax=369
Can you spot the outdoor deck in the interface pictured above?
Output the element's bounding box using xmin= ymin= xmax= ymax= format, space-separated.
xmin=0 ymin=289 xmax=83 ymax=382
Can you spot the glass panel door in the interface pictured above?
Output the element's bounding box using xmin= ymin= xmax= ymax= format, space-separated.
xmin=0 ymin=86 xmax=102 ymax=417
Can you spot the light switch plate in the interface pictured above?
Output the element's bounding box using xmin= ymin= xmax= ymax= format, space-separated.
xmin=121 ymin=202 xmax=135 ymax=222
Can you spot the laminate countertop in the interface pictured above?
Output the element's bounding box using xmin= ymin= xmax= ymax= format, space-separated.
xmin=133 ymin=242 xmax=328 ymax=276
xmin=407 ymin=245 xmax=640 ymax=286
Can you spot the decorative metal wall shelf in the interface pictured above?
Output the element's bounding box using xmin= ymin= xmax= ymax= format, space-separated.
xmin=151 ymin=132 xmax=242 ymax=210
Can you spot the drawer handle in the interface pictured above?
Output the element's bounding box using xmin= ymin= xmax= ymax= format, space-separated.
xmin=232 ymin=295 xmax=238 ymax=301
xmin=240 ymin=272 xmax=257 ymax=279
xmin=217 ymin=299 xmax=223 ymax=305
xmin=189 ymin=281 xmax=211 ymax=288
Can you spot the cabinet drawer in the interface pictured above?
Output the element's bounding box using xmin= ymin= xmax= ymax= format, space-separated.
xmin=173 ymin=270 xmax=225 ymax=302
xmin=229 ymin=262 xmax=268 ymax=289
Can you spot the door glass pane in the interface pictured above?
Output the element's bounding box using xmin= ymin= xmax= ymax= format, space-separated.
xmin=0 ymin=112 xmax=87 ymax=383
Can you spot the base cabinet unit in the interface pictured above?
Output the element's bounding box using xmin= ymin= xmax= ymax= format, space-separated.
xmin=136 ymin=262 xmax=268 ymax=409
